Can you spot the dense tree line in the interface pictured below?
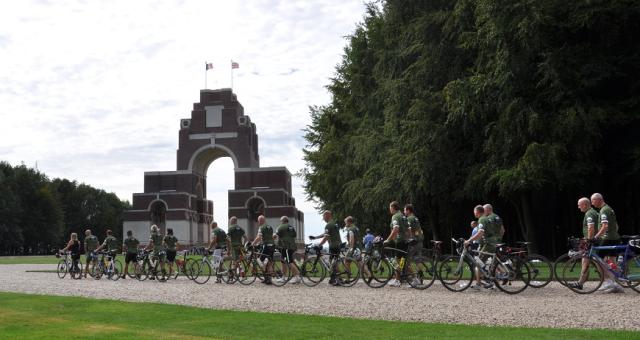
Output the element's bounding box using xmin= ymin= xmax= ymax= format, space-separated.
xmin=0 ymin=162 xmax=130 ymax=255
xmin=302 ymin=0 xmax=640 ymax=257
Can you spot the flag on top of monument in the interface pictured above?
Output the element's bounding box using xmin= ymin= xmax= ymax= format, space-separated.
xmin=206 ymin=62 xmax=214 ymax=70
xmin=231 ymin=60 xmax=239 ymax=69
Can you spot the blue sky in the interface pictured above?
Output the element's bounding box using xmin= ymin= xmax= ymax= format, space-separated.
xmin=0 ymin=0 xmax=368 ymax=238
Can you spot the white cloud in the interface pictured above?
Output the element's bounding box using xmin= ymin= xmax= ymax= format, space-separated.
xmin=0 ymin=0 xmax=366 ymax=239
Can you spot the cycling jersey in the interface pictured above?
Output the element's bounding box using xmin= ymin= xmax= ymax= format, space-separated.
xmin=102 ymin=235 xmax=119 ymax=253
xmin=227 ymin=225 xmax=245 ymax=246
xmin=258 ymin=224 xmax=275 ymax=245
xmin=346 ymin=225 xmax=362 ymax=249
xmin=84 ymin=235 xmax=99 ymax=253
xmin=390 ymin=212 xmax=409 ymax=243
xmin=599 ymin=204 xmax=620 ymax=240
xmin=123 ymin=236 xmax=140 ymax=254
xmin=150 ymin=233 xmax=164 ymax=252
xmin=324 ymin=221 xmax=341 ymax=250
xmin=163 ymin=235 xmax=178 ymax=251
xmin=582 ymin=208 xmax=599 ymax=238
xmin=277 ymin=224 xmax=297 ymax=250
xmin=211 ymin=227 xmax=227 ymax=248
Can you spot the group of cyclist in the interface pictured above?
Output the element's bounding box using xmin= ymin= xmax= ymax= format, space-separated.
xmin=571 ymin=193 xmax=624 ymax=293
xmin=56 ymin=192 xmax=631 ymax=293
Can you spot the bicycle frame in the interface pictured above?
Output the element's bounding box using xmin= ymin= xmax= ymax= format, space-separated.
xmin=588 ymin=242 xmax=639 ymax=283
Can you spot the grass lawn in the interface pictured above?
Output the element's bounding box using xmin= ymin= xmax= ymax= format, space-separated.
xmin=0 ymin=292 xmax=637 ymax=339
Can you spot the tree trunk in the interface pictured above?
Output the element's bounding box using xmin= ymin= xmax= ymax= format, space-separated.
xmin=520 ymin=193 xmax=538 ymax=254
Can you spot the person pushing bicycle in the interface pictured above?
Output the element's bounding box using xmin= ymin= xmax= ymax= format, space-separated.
xmin=384 ymin=201 xmax=410 ymax=287
xmin=95 ymin=229 xmax=119 ymax=263
xmin=163 ymin=228 xmax=179 ymax=277
xmin=227 ymin=216 xmax=247 ymax=277
xmin=251 ymin=215 xmax=275 ymax=285
xmin=83 ymin=229 xmax=99 ymax=278
xmin=145 ymin=225 xmax=164 ymax=280
xmin=312 ymin=210 xmax=343 ymax=286
xmin=121 ymin=230 xmax=139 ymax=279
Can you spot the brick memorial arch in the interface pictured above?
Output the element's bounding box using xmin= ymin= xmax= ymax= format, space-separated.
xmin=123 ymin=89 xmax=304 ymax=245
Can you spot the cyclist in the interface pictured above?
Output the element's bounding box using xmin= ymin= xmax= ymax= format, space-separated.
xmin=120 ymin=230 xmax=140 ymax=279
xmin=567 ymin=197 xmax=599 ymax=290
xmin=59 ymin=232 xmax=81 ymax=276
xmin=345 ymin=216 xmax=362 ymax=258
xmin=405 ymin=204 xmax=423 ymax=257
xmin=483 ymin=204 xmax=505 ymax=241
xmin=469 ymin=221 xmax=479 ymax=250
xmin=95 ymin=229 xmax=119 ymax=263
xmin=313 ymin=210 xmax=342 ymax=285
xmin=384 ymin=201 xmax=410 ymax=287
xmin=207 ymin=221 xmax=226 ymax=283
xmin=251 ymin=215 xmax=275 ymax=285
xmin=83 ymin=229 xmax=99 ymax=278
xmin=227 ymin=216 xmax=247 ymax=276
xmin=275 ymin=216 xmax=302 ymax=284
xmin=363 ymin=228 xmax=375 ymax=253
xmin=464 ymin=205 xmax=495 ymax=290
xmin=591 ymin=193 xmax=624 ymax=293
xmin=163 ymin=228 xmax=179 ymax=277
xmin=145 ymin=225 xmax=164 ymax=280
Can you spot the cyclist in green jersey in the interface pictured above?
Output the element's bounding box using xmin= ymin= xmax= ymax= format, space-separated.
xmin=226 ymin=216 xmax=247 ymax=274
xmin=275 ymin=216 xmax=302 ymax=284
xmin=121 ymin=230 xmax=140 ymax=279
xmin=252 ymin=215 xmax=276 ymax=284
xmin=404 ymin=204 xmax=423 ymax=257
xmin=568 ymin=197 xmax=599 ymax=290
xmin=464 ymin=205 xmax=494 ymax=289
xmin=207 ymin=221 xmax=227 ymax=283
xmin=483 ymin=204 xmax=505 ymax=242
xmin=591 ymin=193 xmax=624 ymax=293
xmin=384 ymin=201 xmax=409 ymax=287
xmin=145 ymin=225 xmax=165 ymax=280
xmin=163 ymin=228 xmax=179 ymax=276
xmin=314 ymin=210 xmax=343 ymax=285
xmin=83 ymin=229 xmax=99 ymax=278
xmin=95 ymin=229 xmax=119 ymax=259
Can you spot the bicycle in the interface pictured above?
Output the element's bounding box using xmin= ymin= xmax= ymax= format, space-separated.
xmin=56 ymin=252 xmax=83 ymax=280
xmin=239 ymin=245 xmax=292 ymax=286
xmin=190 ymin=247 xmax=231 ymax=285
xmin=553 ymin=237 xmax=590 ymax=286
xmin=562 ymin=236 xmax=640 ymax=294
xmin=438 ymin=238 xmax=531 ymax=294
xmin=170 ymin=250 xmax=198 ymax=280
xmin=510 ymin=241 xmax=553 ymax=288
xmin=134 ymin=250 xmax=165 ymax=281
xmin=93 ymin=251 xmax=122 ymax=281
xmin=301 ymin=241 xmax=360 ymax=287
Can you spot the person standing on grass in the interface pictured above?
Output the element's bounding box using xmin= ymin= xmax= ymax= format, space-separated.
xmin=567 ymin=197 xmax=599 ymax=290
xmin=163 ymin=228 xmax=179 ymax=276
xmin=275 ymin=216 xmax=302 ymax=284
xmin=121 ymin=230 xmax=140 ymax=279
xmin=83 ymin=229 xmax=99 ymax=278
xmin=59 ymin=232 xmax=81 ymax=275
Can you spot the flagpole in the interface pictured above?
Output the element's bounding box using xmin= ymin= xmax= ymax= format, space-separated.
xmin=205 ymin=62 xmax=207 ymax=89
xmin=230 ymin=62 xmax=234 ymax=91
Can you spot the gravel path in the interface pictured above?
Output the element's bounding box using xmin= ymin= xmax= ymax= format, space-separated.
xmin=0 ymin=264 xmax=638 ymax=330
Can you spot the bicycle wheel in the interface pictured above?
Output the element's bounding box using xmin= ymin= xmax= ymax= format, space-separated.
xmin=438 ymin=255 xmax=473 ymax=292
xmin=624 ymin=255 xmax=640 ymax=293
xmin=183 ymin=258 xmax=199 ymax=280
xmin=192 ymin=260 xmax=212 ymax=284
xmin=271 ymin=259 xmax=292 ymax=287
xmin=405 ymin=257 xmax=436 ymax=290
xmin=108 ymin=260 xmax=122 ymax=281
xmin=492 ymin=256 xmax=530 ymax=294
xmin=134 ymin=261 xmax=149 ymax=281
xmin=361 ymin=256 xmax=392 ymax=288
xmin=70 ymin=259 xmax=83 ymax=280
xmin=525 ymin=254 xmax=553 ymax=288
xmin=553 ymin=253 xmax=571 ymax=286
xmin=238 ymin=260 xmax=258 ymax=285
xmin=561 ymin=257 xmax=604 ymax=294
xmin=336 ymin=258 xmax=360 ymax=287
xmin=218 ymin=258 xmax=236 ymax=284
xmin=57 ymin=259 xmax=68 ymax=279
xmin=154 ymin=261 xmax=170 ymax=282
xmin=300 ymin=256 xmax=326 ymax=287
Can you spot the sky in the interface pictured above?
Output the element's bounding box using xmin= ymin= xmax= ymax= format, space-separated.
xmin=0 ymin=0 xmax=368 ymax=238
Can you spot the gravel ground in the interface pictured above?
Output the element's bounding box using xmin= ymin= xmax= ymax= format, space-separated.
xmin=0 ymin=264 xmax=638 ymax=330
